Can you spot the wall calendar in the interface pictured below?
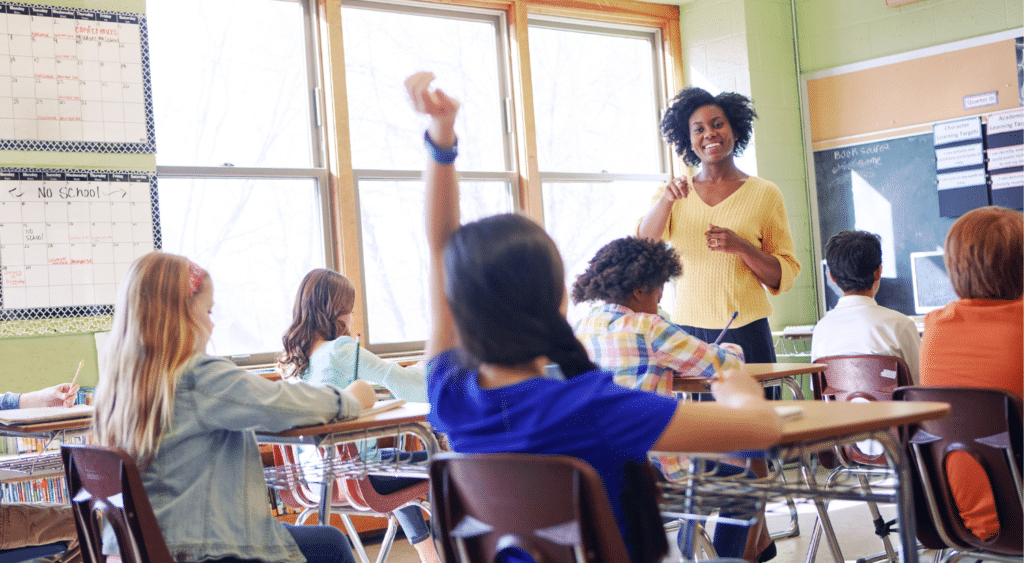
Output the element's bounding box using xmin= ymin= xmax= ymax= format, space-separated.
xmin=0 ymin=3 xmax=154 ymax=153
xmin=0 ymin=169 xmax=160 ymax=320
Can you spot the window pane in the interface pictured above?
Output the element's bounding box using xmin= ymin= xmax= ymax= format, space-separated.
xmin=342 ymin=3 xmax=506 ymax=172
xmin=543 ymin=181 xmax=672 ymax=324
xmin=158 ymin=178 xmax=326 ymax=357
xmin=149 ymin=0 xmax=313 ymax=167
xmin=530 ymin=24 xmax=662 ymax=174
xmin=358 ymin=179 xmax=512 ymax=345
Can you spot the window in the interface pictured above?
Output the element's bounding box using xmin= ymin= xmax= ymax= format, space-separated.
xmin=148 ymin=0 xmax=329 ymax=362
xmin=528 ymin=19 xmax=672 ymax=323
xmin=145 ymin=0 xmax=681 ymax=360
xmin=340 ymin=1 xmax=516 ymax=351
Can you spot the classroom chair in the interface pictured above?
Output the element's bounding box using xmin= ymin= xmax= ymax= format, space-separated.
xmin=806 ymin=355 xmax=914 ymax=563
xmin=60 ymin=444 xmax=173 ymax=563
xmin=894 ymin=386 xmax=1023 ymax=563
xmin=270 ymin=443 xmax=429 ymax=563
xmin=429 ymin=452 xmax=677 ymax=563
xmin=0 ymin=542 xmax=69 ymax=563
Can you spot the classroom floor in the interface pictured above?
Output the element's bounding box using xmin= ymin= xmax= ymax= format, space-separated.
xmin=359 ymin=465 xmax=939 ymax=563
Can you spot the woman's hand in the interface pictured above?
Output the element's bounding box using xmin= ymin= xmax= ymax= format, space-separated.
xmin=20 ymin=383 xmax=79 ymax=408
xmin=705 ymin=223 xmax=783 ymax=289
xmin=710 ymin=368 xmax=765 ymax=409
xmin=405 ymin=71 xmax=460 ymax=148
xmin=345 ymin=380 xmax=378 ymax=410
xmin=661 ymin=175 xmax=691 ymax=202
xmin=705 ymin=223 xmax=750 ymax=254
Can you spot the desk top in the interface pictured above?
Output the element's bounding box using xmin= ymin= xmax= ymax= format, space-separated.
xmin=0 ymin=416 xmax=92 ymax=435
xmin=258 ymin=401 xmax=430 ymax=439
xmin=675 ymin=363 xmax=825 ymax=392
xmin=777 ymin=400 xmax=949 ymax=446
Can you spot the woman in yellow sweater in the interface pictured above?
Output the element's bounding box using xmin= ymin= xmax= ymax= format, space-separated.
xmin=638 ymin=87 xmax=800 ymax=366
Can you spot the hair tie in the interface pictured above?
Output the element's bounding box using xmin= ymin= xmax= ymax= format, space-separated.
xmin=188 ymin=261 xmax=207 ymax=296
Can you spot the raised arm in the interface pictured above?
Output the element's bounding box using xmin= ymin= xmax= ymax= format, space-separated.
xmin=406 ymin=72 xmax=461 ymax=359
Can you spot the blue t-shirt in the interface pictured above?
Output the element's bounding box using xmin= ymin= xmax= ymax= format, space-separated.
xmin=427 ymin=350 xmax=677 ymax=559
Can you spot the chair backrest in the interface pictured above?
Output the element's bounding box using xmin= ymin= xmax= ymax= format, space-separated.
xmin=813 ymin=355 xmax=913 ymax=466
xmin=0 ymin=542 xmax=68 ymax=563
xmin=894 ymin=386 xmax=1023 ymax=556
xmin=430 ymin=452 xmax=665 ymax=563
xmin=61 ymin=444 xmax=173 ymax=563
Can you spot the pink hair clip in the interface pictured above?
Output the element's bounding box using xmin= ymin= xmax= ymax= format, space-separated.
xmin=187 ymin=261 xmax=207 ymax=296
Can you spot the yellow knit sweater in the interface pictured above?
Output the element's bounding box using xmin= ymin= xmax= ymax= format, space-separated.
xmin=644 ymin=176 xmax=801 ymax=329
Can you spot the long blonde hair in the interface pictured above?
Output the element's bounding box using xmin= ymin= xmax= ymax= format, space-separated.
xmin=93 ymin=251 xmax=209 ymax=466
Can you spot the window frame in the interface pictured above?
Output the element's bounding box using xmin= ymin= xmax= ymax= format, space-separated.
xmin=319 ymin=0 xmax=684 ymax=357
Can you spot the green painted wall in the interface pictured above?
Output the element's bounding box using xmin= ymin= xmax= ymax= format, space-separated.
xmin=795 ymin=0 xmax=1023 ymax=74
xmin=0 ymin=0 xmax=147 ymax=394
xmin=679 ymin=0 xmax=817 ymax=330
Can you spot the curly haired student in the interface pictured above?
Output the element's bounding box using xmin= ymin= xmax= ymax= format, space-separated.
xmin=572 ymin=236 xmax=742 ymax=396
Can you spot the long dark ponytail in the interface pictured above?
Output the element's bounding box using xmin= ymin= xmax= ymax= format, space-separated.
xmin=444 ymin=214 xmax=597 ymax=378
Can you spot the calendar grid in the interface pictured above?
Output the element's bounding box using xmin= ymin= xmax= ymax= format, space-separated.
xmin=0 ymin=167 xmax=161 ymax=322
xmin=0 ymin=2 xmax=155 ymax=153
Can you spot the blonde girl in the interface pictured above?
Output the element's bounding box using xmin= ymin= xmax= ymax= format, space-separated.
xmin=94 ymin=251 xmax=375 ymax=563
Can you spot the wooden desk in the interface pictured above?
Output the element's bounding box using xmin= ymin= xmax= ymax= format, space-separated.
xmin=674 ymin=363 xmax=826 ymax=399
xmin=658 ymin=400 xmax=950 ymax=563
xmin=0 ymin=414 xmax=92 ymax=439
xmin=257 ymin=402 xmax=436 ymax=527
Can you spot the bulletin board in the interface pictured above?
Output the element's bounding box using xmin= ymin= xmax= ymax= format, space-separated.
xmin=0 ymin=2 xmax=155 ymax=153
xmin=803 ymin=29 xmax=1024 ymax=318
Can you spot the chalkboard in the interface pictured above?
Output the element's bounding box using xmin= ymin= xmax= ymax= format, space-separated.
xmin=814 ymin=133 xmax=956 ymax=316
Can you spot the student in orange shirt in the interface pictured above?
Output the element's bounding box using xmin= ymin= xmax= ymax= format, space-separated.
xmin=920 ymin=206 xmax=1023 ymax=541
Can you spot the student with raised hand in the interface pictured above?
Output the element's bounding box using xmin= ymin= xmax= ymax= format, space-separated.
xmin=93 ymin=252 xmax=375 ymax=563
xmin=572 ymin=236 xmax=743 ymax=395
xmin=279 ymin=268 xmax=439 ymax=563
xmin=408 ymin=70 xmax=783 ymax=563
xmin=811 ymin=230 xmax=920 ymax=381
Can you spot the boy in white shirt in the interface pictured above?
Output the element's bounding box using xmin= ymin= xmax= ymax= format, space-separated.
xmin=811 ymin=230 xmax=920 ymax=382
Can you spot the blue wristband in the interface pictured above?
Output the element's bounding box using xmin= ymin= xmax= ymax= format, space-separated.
xmin=424 ymin=130 xmax=458 ymax=164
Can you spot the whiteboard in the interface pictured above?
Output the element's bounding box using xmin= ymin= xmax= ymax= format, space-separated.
xmin=0 ymin=2 xmax=154 ymax=153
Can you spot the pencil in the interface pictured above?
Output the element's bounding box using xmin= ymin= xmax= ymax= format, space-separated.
xmin=713 ymin=311 xmax=739 ymax=345
xmin=71 ymin=359 xmax=83 ymax=388
xmin=353 ymin=334 xmax=361 ymax=381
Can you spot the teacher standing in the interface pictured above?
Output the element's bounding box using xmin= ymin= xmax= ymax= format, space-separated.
xmin=638 ymin=87 xmax=800 ymax=366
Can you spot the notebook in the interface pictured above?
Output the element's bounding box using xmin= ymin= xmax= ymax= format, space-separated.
xmin=0 ymin=404 xmax=94 ymax=425
xmin=356 ymin=398 xmax=407 ymax=419
xmin=774 ymin=404 xmax=805 ymax=420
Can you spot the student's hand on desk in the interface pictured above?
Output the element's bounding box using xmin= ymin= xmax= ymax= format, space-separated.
xmin=20 ymin=382 xmax=79 ymax=408
xmin=710 ymin=368 xmax=764 ymax=409
xmin=345 ymin=380 xmax=377 ymax=410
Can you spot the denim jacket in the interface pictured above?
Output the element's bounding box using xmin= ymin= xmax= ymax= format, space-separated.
xmin=103 ymin=353 xmax=361 ymax=563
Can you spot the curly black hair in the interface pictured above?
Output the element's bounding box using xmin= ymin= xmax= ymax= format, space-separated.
xmin=660 ymin=87 xmax=757 ymax=167
xmin=571 ymin=237 xmax=682 ymax=305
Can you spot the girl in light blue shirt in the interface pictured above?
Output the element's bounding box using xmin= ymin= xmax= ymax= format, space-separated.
xmin=281 ymin=269 xmax=438 ymax=563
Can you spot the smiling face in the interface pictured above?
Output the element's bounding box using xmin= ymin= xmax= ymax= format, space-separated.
xmin=688 ymin=104 xmax=735 ymax=165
